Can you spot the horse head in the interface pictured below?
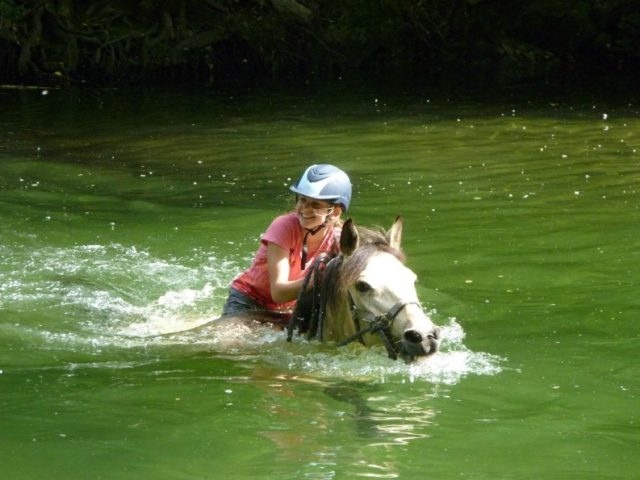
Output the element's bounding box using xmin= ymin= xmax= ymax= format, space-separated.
xmin=324 ymin=216 xmax=440 ymax=362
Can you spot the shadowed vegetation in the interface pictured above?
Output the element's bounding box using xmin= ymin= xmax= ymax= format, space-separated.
xmin=1 ymin=0 xmax=638 ymax=88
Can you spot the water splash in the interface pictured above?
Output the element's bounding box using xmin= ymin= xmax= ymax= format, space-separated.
xmin=0 ymin=242 xmax=236 ymax=339
xmin=1 ymin=241 xmax=502 ymax=384
xmin=273 ymin=318 xmax=503 ymax=385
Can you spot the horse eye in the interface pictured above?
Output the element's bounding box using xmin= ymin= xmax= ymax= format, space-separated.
xmin=355 ymin=281 xmax=372 ymax=293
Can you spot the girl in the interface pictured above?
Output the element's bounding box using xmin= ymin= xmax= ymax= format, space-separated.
xmin=221 ymin=164 xmax=352 ymax=323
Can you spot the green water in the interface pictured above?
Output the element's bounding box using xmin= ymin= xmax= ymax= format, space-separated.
xmin=1 ymin=88 xmax=638 ymax=479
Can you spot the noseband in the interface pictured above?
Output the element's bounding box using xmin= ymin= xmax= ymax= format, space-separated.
xmin=338 ymin=296 xmax=421 ymax=360
xmin=286 ymin=253 xmax=421 ymax=360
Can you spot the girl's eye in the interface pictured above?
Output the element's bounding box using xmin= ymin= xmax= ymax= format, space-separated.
xmin=355 ymin=281 xmax=372 ymax=293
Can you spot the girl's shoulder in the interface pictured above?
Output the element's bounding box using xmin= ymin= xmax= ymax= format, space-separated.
xmin=262 ymin=213 xmax=301 ymax=247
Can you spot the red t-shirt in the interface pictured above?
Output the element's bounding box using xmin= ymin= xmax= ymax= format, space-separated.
xmin=231 ymin=213 xmax=339 ymax=312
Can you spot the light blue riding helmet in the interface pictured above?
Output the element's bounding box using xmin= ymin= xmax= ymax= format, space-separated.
xmin=290 ymin=164 xmax=352 ymax=211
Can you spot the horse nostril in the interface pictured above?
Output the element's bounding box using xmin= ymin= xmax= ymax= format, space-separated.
xmin=403 ymin=329 xmax=423 ymax=344
xmin=429 ymin=326 xmax=441 ymax=341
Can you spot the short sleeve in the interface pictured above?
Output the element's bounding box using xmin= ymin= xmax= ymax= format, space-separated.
xmin=261 ymin=214 xmax=299 ymax=252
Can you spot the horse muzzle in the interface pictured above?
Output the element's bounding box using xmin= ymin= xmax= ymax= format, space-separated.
xmin=400 ymin=325 xmax=440 ymax=361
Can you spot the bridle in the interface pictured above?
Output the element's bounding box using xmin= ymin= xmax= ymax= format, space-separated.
xmin=338 ymin=295 xmax=421 ymax=360
xmin=286 ymin=253 xmax=420 ymax=360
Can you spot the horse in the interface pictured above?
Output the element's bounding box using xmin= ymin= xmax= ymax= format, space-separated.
xmin=286 ymin=216 xmax=440 ymax=362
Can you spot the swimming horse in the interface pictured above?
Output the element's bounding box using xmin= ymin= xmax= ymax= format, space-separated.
xmin=287 ymin=216 xmax=440 ymax=362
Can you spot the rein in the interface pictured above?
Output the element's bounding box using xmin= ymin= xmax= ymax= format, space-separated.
xmin=286 ymin=253 xmax=334 ymax=342
xmin=286 ymin=253 xmax=419 ymax=360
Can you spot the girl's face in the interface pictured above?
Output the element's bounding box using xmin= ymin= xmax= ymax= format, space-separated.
xmin=295 ymin=195 xmax=339 ymax=229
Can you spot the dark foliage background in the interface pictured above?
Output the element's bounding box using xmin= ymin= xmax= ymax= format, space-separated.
xmin=1 ymin=0 xmax=638 ymax=88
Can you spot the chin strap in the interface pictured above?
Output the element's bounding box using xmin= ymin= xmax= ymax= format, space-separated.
xmin=301 ymin=221 xmax=327 ymax=268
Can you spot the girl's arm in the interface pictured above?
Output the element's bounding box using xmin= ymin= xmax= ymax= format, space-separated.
xmin=267 ymin=242 xmax=304 ymax=303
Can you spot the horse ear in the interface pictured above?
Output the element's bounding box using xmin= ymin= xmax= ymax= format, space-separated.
xmin=340 ymin=218 xmax=359 ymax=256
xmin=388 ymin=215 xmax=403 ymax=250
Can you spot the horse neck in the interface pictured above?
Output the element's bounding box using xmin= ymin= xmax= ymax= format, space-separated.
xmin=321 ymin=260 xmax=358 ymax=342
xmin=322 ymin=293 xmax=357 ymax=342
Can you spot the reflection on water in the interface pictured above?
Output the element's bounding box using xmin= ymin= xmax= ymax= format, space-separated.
xmin=325 ymin=383 xmax=437 ymax=446
xmin=258 ymin=376 xmax=440 ymax=479
xmin=253 ymin=374 xmax=433 ymax=479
